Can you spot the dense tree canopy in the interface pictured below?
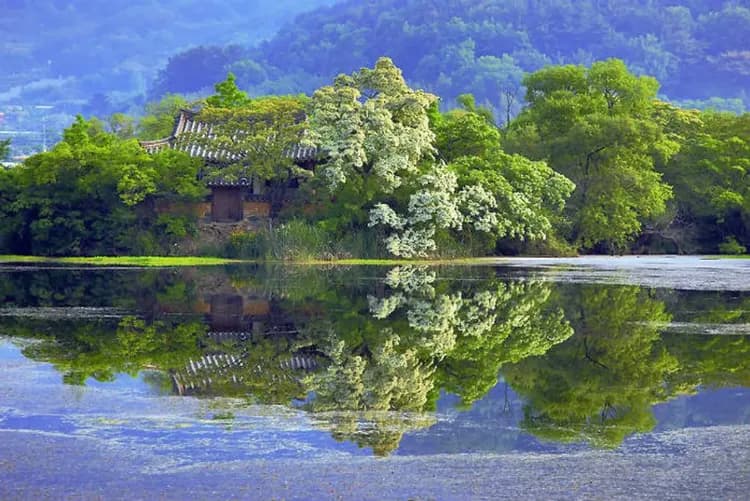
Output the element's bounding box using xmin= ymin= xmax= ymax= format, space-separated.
xmin=0 ymin=116 xmax=205 ymax=255
xmin=505 ymin=59 xmax=674 ymax=251
xmin=303 ymin=58 xmax=575 ymax=257
xmin=4 ymin=54 xmax=748 ymax=257
xmin=434 ymin=99 xmax=574 ymax=250
xmin=660 ymin=110 xmax=750 ymax=253
xmin=0 ymin=139 xmax=10 ymax=160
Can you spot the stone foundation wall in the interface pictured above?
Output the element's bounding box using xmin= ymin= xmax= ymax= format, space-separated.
xmin=155 ymin=200 xmax=270 ymax=221
xmin=155 ymin=201 xmax=211 ymax=218
xmin=243 ymin=300 xmax=271 ymax=316
xmin=243 ymin=201 xmax=271 ymax=218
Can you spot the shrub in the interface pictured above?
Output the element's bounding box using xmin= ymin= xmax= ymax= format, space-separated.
xmin=718 ymin=236 xmax=747 ymax=255
xmin=225 ymin=220 xmax=387 ymax=260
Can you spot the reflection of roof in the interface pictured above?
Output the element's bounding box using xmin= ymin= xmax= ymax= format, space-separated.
xmin=207 ymin=331 xmax=254 ymax=342
xmin=139 ymin=109 xmax=317 ymax=162
xmin=171 ymin=350 xmax=320 ymax=395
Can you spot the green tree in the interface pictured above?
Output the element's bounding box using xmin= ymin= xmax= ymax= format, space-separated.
xmin=205 ymin=72 xmax=252 ymax=108
xmin=310 ymin=61 xmax=574 ymax=258
xmin=3 ymin=116 xmax=204 ymax=255
xmin=659 ymin=110 xmax=750 ymax=252
xmin=431 ymin=95 xmax=499 ymax=162
xmin=107 ymin=113 xmax=136 ymax=139
xmin=429 ymin=94 xmax=575 ymax=254
xmin=138 ymin=94 xmax=191 ymax=140
xmin=0 ymin=167 xmax=21 ymax=250
xmin=450 ymin=150 xmax=574 ymax=244
xmin=506 ymin=59 xmax=675 ymax=251
xmin=0 ymin=138 xmax=10 ymax=161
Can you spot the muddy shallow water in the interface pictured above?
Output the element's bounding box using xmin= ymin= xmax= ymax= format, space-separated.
xmin=1 ymin=257 xmax=749 ymax=499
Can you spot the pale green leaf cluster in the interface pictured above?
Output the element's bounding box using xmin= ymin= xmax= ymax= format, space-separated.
xmin=186 ymin=95 xmax=309 ymax=184
xmin=453 ymin=152 xmax=576 ymax=241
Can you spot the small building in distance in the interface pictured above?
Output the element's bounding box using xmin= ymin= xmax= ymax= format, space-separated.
xmin=139 ymin=109 xmax=317 ymax=222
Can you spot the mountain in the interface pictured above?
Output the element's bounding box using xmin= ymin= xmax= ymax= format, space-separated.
xmin=157 ymin=0 xmax=749 ymax=118
xmin=4 ymin=0 xmax=749 ymax=155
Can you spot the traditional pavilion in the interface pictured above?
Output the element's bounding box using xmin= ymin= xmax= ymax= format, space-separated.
xmin=139 ymin=109 xmax=318 ymax=222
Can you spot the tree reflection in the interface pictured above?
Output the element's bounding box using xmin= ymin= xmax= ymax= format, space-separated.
xmin=1 ymin=265 xmax=571 ymax=455
xmin=503 ymin=286 xmax=683 ymax=448
xmin=3 ymin=265 xmax=748 ymax=453
xmin=293 ymin=266 xmax=572 ymax=454
xmin=7 ymin=317 xmax=204 ymax=385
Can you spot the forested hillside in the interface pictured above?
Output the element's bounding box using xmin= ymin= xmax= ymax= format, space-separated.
xmin=4 ymin=0 xmax=749 ymax=155
xmin=156 ymin=0 xmax=750 ymax=118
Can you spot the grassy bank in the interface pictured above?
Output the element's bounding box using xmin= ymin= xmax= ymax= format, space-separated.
xmin=1 ymin=254 xmax=745 ymax=268
xmin=0 ymin=255 xmax=504 ymax=267
xmin=0 ymin=255 xmax=247 ymax=267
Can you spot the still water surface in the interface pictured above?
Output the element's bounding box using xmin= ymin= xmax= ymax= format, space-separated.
xmin=1 ymin=258 xmax=749 ymax=499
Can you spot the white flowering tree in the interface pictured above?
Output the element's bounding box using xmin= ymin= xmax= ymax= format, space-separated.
xmin=366 ymin=152 xmax=574 ymax=257
xmin=451 ymin=151 xmax=576 ymax=241
xmin=309 ymin=60 xmax=575 ymax=257
xmin=308 ymin=57 xmax=437 ymax=202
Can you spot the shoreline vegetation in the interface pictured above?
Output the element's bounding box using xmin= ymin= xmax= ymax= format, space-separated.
xmin=0 ymin=255 xmax=507 ymax=267
xmin=1 ymin=58 xmax=748 ymax=260
xmin=0 ymin=254 xmax=747 ymax=268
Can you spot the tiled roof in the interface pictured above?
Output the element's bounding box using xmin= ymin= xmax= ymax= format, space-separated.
xmin=139 ymin=109 xmax=318 ymax=162
xmin=139 ymin=138 xmax=171 ymax=154
xmin=205 ymin=178 xmax=251 ymax=187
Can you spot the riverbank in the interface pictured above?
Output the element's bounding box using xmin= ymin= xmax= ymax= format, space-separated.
xmin=0 ymin=253 xmax=747 ymax=268
xmin=0 ymin=255 xmax=246 ymax=267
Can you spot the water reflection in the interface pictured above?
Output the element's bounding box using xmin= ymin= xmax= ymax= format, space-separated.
xmin=1 ymin=264 xmax=749 ymax=455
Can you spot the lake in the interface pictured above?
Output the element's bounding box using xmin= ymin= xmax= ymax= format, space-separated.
xmin=1 ymin=257 xmax=749 ymax=499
